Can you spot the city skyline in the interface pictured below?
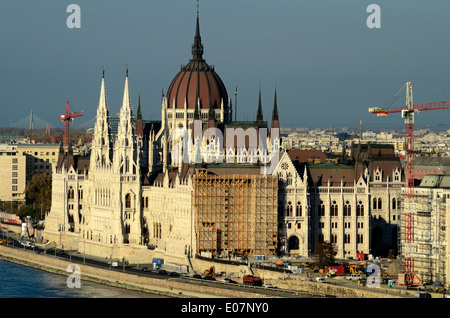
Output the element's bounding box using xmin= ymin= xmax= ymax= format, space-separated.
xmin=1 ymin=1 xmax=450 ymax=131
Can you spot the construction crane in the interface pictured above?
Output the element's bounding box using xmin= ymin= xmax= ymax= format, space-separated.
xmin=60 ymin=100 xmax=83 ymax=155
xmin=369 ymin=82 xmax=450 ymax=286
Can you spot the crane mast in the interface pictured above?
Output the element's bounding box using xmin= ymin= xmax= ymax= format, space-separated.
xmin=369 ymin=82 xmax=450 ymax=286
xmin=60 ymin=101 xmax=83 ymax=155
xmin=403 ymin=82 xmax=415 ymax=286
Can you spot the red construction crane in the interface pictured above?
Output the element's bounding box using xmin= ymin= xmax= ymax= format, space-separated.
xmin=369 ymin=82 xmax=450 ymax=286
xmin=60 ymin=100 xmax=83 ymax=155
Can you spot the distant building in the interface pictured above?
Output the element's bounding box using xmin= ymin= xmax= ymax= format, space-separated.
xmin=413 ymin=157 xmax=450 ymax=180
xmin=0 ymin=144 xmax=27 ymax=203
xmin=16 ymin=143 xmax=60 ymax=178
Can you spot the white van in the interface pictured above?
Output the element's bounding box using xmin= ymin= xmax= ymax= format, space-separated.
xmin=315 ymin=277 xmax=326 ymax=283
xmin=345 ymin=274 xmax=362 ymax=281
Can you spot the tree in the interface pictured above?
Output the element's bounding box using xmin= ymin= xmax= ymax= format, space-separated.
xmin=313 ymin=241 xmax=337 ymax=268
xmin=20 ymin=173 xmax=52 ymax=220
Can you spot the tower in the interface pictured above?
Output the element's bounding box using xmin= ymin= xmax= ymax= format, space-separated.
xmin=256 ymin=87 xmax=264 ymax=123
xmin=91 ymin=71 xmax=112 ymax=168
xmin=114 ymin=69 xmax=139 ymax=175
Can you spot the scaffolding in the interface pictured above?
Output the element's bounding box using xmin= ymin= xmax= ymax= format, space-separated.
xmin=193 ymin=168 xmax=278 ymax=257
xmin=399 ymin=187 xmax=447 ymax=284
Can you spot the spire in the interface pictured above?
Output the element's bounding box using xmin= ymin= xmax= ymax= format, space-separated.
xmin=256 ymin=85 xmax=264 ymax=123
xmin=121 ymin=67 xmax=132 ymax=114
xmin=272 ymin=86 xmax=279 ymax=121
xmin=271 ymin=86 xmax=280 ymax=129
xmin=191 ymin=2 xmax=204 ymax=61
xmin=98 ymin=69 xmax=108 ymax=111
xmin=92 ymin=69 xmax=112 ymax=167
xmin=137 ymin=91 xmax=142 ymax=120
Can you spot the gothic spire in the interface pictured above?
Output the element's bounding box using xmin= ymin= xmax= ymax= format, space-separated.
xmin=121 ymin=67 xmax=132 ymax=114
xmin=271 ymin=86 xmax=280 ymax=129
xmin=137 ymin=91 xmax=142 ymax=120
xmin=191 ymin=3 xmax=204 ymax=61
xmin=98 ymin=69 xmax=108 ymax=111
xmin=256 ymin=86 xmax=264 ymax=123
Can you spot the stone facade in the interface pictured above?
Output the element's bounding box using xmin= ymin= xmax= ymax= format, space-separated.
xmin=274 ymin=144 xmax=403 ymax=259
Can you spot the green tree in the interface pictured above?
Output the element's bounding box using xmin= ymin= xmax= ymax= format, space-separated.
xmin=20 ymin=173 xmax=52 ymax=220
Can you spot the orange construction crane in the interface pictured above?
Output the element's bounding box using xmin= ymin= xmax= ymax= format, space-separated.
xmin=369 ymin=82 xmax=450 ymax=286
xmin=60 ymin=100 xmax=83 ymax=155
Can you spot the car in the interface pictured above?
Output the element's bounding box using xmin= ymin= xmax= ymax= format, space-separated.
xmin=263 ymin=283 xmax=274 ymax=288
xmin=158 ymin=269 xmax=168 ymax=275
xmin=141 ymin=267 xmax=150 ymax=272
xmin=315 ymin=277 xmax=326 ymax=283
xmin=193 ymin=274 xmax=202 ymax=279
xmin=169 ymin=272 xmax=180 ymax=277
xmin=203 ymin=275 xmax=216 ymax=281
xmin=346 ymin=274 xmax=362 ymax=281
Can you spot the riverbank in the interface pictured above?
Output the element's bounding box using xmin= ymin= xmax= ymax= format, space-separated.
xmin=0 ymin=245 xmax=271 ymax=298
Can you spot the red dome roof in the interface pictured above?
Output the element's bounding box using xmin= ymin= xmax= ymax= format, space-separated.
xmin=166 ymin=15 xmax=228 ymax=110
xmin=166 ymin=61 xmax=228 ymax=110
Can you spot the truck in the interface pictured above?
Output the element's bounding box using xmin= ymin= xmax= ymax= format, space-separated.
xmin=243 ymin=275 xmax=262 ymax=286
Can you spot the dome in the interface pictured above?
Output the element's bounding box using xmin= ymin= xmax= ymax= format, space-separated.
xmin=166 ymin=15 xmax=228 ymax=110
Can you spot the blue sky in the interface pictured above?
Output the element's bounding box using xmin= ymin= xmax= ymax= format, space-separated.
xmin=1 ymin=0 xmax=450 ymax=131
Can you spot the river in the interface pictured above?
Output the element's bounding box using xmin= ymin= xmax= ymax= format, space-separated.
xmin=0 ymin=259 xmax=167 ymax=298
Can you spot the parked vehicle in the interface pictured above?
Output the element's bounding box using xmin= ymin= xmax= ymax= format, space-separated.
xmin=345 ymin=274 xmax=362 ymax=281
xmin=243 ymin=275 xmax=262 ymax=286
xmin=414 ymin=292 xmax=432 ymax=298
xmin=263 ymin=283 xmax=274 ymax=288
xmin=315 ymin=277 xmax=326 ymax=283
xmin=107 ymin=261 xmax=119 ymax=268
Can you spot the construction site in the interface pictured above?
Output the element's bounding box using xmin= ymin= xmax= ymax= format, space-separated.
xmin=193 ymin=168 xmax=278 ymax=258
xmin=396 ymin=175 xmax=450 ymax=285
xmin=369 ymin=82 xmax=450 ymax=288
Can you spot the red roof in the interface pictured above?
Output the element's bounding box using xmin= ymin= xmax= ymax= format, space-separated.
xmin=166 ymin=60 xmax=228 ymax=110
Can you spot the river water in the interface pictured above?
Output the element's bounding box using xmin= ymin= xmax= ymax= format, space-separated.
xmin=0 ymin=259 xmax=167 ymax=298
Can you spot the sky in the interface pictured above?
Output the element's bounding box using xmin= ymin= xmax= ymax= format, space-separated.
xmin=1 ymin=0 xmax=450 ymax=132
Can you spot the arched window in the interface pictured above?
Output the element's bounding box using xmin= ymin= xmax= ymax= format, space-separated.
xmin=68 ymin=186 xmax=74 ymax=200
xmin=125 ymin=194 xmax=132 ymax=208
xmin=319 ymin=201 xmax=325 ymax=217
xmin=357 ymin=201 xmax=364 ymax=217
xmin=344 ymin=201 xmax=351 ymax=216
xmin=331 ymin=201 xmax=338 ymax=217
xmin=287 ymin=172 xmax=292 ymax=186
xmin=357 ymin=234 xmax=364 ymax=244
xmin=287 ymin=202 xmax=293 ymax=217
xmin=378 ymin=198 xmax=382 ymax=210
xmin=392 ymin=198 xmax=397 ymax=210
xmin=331 ymin=234 xmax=338 ymax=244
xmin=296 ymin=202 xmax=302 ymax=217
xmin=373 ymin=197 xmax=377 ymax=209
xmin=345 ymin=234 xmax=351 ymax=244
